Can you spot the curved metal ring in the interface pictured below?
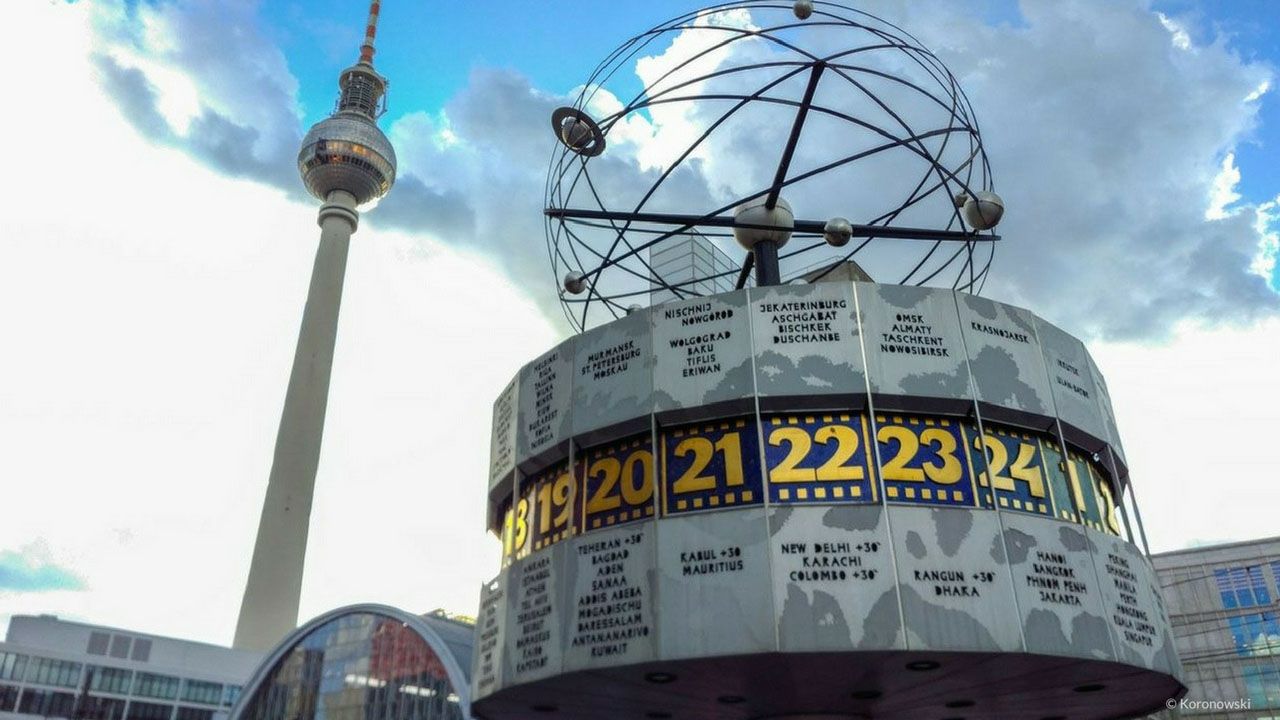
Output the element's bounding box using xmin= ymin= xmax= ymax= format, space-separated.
xmin=551 ymin=106 xmax=607 ymax=157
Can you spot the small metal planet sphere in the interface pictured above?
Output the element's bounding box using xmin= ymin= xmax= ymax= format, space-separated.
xmin=961 ymin=190 xmax=1005 ymax=231
xmin=823 ymin=216 xmax=853 ymax=247
xmin=563 ymin=271 xmax=587 ymax=295
xmin=559 ymin=116 xmax=594 ymax=152
xmin=733 ymin=196 xmax=795 ymax=251
xmin=550 ymin=107 xmax=606 ymax=157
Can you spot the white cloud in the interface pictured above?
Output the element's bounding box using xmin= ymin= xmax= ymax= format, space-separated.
xmin=0 ymin=541 xmax=85 ymax=593
xmin=1156 ymin=12 xmax=1193 ymax=51
xmin=1091 ymin=317 xmax=1280 ymax=551
xmin=0 ymin=0 xmax=553 ymax=642
xmin=928 ymin=0 xmax=1277 ymax=337
xmin=630 ymin=8 xmax=761 ymax=174
xmin=1253 ymin=195 xmax=1280 ymax=281
xmin=1245 ymin=78 xmax=1271 ymax=103
xmin=1206 ymin=152 xmax=1242 ymax=220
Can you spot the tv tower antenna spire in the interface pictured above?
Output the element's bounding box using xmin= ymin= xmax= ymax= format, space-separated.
xmin=359 ymin=0 xmax=380 ymax=65
xmin=233 ymin=0 xmax=397 ymax=652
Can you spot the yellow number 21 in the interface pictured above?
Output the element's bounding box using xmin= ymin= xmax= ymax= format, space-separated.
xmin=672 ymin=434 xmax=743 ymax=493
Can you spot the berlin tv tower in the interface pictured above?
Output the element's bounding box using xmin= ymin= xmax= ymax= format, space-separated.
xmin=233 ymin=0 xmax=396 ymax=652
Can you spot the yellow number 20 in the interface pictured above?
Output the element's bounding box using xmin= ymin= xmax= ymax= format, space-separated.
xmin=586 ymin=449 xmax=654 ymax=515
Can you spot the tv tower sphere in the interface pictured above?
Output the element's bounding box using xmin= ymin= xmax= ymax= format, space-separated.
xmin=299 ymin=113 xmax=397 ymax=205
xmin=296 ymin=30 xmax=397 ymax=204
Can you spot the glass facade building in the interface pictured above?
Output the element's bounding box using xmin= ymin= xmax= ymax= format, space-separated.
xmin=0 ymin=655 xmax=243 ymax=720
xmin=648 ymin=233 xmax=737 ymax=306
xmin=1150 ymin=536 xmax=1280 ymax=719
xmin=0 ymin=616 xmax=260 ymax=720
xmin=231 ymin=606 xmax=473 ymax=720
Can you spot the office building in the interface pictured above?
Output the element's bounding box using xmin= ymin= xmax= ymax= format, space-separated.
xmin=0 ymin=615 xmax=260 ymax=720
xmin=1152 ymin=537 xmax=1280 ymax=718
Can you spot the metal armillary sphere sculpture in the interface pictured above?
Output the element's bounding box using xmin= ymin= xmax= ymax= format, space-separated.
xmin=546 ymin=0 xmax=1003 ymax=331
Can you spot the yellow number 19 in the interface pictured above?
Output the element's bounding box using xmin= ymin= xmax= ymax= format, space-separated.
xmin=536 ymin=471 xmax=574 ymax=534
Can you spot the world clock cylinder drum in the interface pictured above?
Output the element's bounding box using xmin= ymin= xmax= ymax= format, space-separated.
xmin=473 ymin=282 xmax=1182 ymax=720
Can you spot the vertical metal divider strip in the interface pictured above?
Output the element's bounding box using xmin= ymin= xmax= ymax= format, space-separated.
xmin=851 ymin=281 xmax=910 ymax=651
xmin=959 ymin=409 xmax=981 ymax=512
xmin=1034 ymin=434 xmax=1064 ymax=523
xmin=1027 ymin=315 xmax=1121 ymax=663
xmin=951 ymin=291 xmax=1028 ymax=653
xmin=649 ymin=408 xmax=662 ymax=662
xmin=646 ymin=303 xmax=665 ymax=663
xmin=1117 ymin=481 xmax=1138 ymax=546
xmin=501 ymin=459 xmax=521 ymax=696
xmin=745 ymin=285 xmax=783 ymax=653
xmin=575 ymin=410 xmax=586 ymax=540
xmin=563 ymin=430 xmax=576 ymax=680
xmin=1125 ymin=471 xmax=1154 ymax=557
xmin=564 ymin=339 xmax=576 ymax=554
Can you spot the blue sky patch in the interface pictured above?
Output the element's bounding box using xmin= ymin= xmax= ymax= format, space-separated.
xmin=1153 ymin=0 xmax=1279 ymax=206
xmin=0 ymin=549 xmax=86 ymax=593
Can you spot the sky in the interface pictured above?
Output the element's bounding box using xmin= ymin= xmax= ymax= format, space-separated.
xmin=0 ymin=0 xmax=1277 ymax=647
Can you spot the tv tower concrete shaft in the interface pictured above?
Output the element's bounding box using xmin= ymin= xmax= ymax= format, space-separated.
xmin=233 ymin=192 xmax=358 ymax=652
xmin=234 ymin=0 xmax=395 ymax=653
